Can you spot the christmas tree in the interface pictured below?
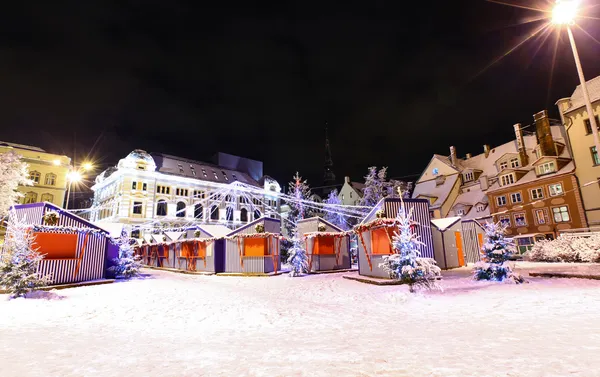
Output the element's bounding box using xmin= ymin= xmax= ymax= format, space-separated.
xmin=0 ymin=211 xmax=51 ymax=298
xmin=323 ymin=189 xmax=348 ymax=230
xmin=473 ymin=222 xmax=524 ymax=283
xmin=0 ymin=151 xmax=32 ymax=218
xmin=287 ymin=235 xmax=308 ymax=277
xmin=109 ymin=231 xmax=142 ymax=279
xmin=284 ymin=172 xmax=314 ymax=237
xmin=359 ymin=167 xmax=386 ymax=208
xmin=379 ymin=202 xmax=442 ymax=292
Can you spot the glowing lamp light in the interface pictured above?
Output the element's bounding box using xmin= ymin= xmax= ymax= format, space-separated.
xmin=67 ymin=171 xmax=82 ymax=183
xmin=52 ymin=159 xmax=61 ymax=166
xmin=552 ymin=0 xmax=579 ymax=25
xmin=82 ymin=162 xmax=93 ymax=171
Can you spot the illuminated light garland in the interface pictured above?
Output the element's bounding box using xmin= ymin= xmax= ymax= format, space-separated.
xmin=225 ymin=232 xmax=285 ymax=240
xmin=303 ymin=231 xmax=352 ymax=239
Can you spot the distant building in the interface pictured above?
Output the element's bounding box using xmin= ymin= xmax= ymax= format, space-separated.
xmin=0 ymin=141 xmax=71 ymax=208
xmin=90 ymin=150 xmax=281 ymax=232
xmin=338 ymin=176 xmax=364 ymax=205
xmin=556 ymin=75 xmax=600 ymax=226
xmin=413 ymin=110 xmax=587 ymax=239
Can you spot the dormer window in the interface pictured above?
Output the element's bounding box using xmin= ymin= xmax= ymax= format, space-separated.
xmin=510 ymin=157 xmax=520 ymax=168
xmin=500 ymin=174 xmax=515 ymax=186
xmin=222 ymin=171 xmax=228 ymax=181
xmin=464 ymin=172 xmax=474 ymax=182
xmin=213 ymin=171 xmax=219 ymax=179
xmin=538 ymin=161 xmax=556 ymax=175
xmin=435 ymin=175 xmax=446 ymax=187
xmin=456 ymin=209 xmax=465 ymax=216
xmin=499 ymin=161 xmax=508 ymax=170
xmin=190 ymin=165 xmax=196 ymax=176
xmin=137 ymin=165 xmax=145 ymax=170
xmin=177 ymin=164 xmax=184 ymax=174
xmin=476 ymin=204 xmax=486 ymax=212
xmin=202 ymin=168 xmax=207 ymax=177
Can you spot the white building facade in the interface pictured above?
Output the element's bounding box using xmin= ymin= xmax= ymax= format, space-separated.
xmin=90 ymin=150 xmax=281 ymax=233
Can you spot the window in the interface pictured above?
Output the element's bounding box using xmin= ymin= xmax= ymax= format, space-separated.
xmin=530 ymin=188 xmax=544 ymax=200
xmin=137 ymin=165 xmax=145 ymax=170
xmin=40 ymin=193 xmax=54 ymax=203
xmin=23 ymin=191 xmax=37 ymax=204
xmin=552 ymin=206 xmax=570 ymax=222
xmin=222 ymin=171 xmax=228 ymax=181
xmin=202 ymin=168 xmax=207 ymax=177
xmin=226 ymin=207 xmax=233 ymax=221
xmin=496 ymin=195 xmax=507 ymax=207
xmin=476 ymin=204 xmax=486 ymax=212
xmin=44 ymin=173 xmax=56 ymax=186
xmin=500 ymin=174 xmax=515 ymax=186
xmin=254 ymin=210 xmax=261 ymax=220
xmin=225 ymin=195 xmax=233 ymax=202
xmin=132 ymin=182 xmax=137 ymax=190
xmin=156 ymin=200 xmax=167 ymax=216
xmin=549 ymin=183 xmax=563 ymax=196
xmin=592 ymin=146 xmax=600 ymax=166
xmin=510 ymin=192 xmax=522 ymax=204
xmin=513 ymin=212 xmax=527 ymax=226
xmin=142 ymin=183 xmax=147 ymax=191
xmin=176 ymin=201 xmax=186 ymax=217
xmin=534 ymin=209 xmax=549 ymax=225
xmin=213 ymin=171 xmax=219 ymax=179
xmin=510 ymin=158 xmax=520 ymax=168
xmin=584 ymin=115 xmax=600 ymax=135
xmin=498 ymin=214 xmax=511 ymax=227
xmin=194 ymin=204 xmax=203 ymax=219
xmin=240 ymin=208 xmax=248 ymax=222
xmin=464 ymin=172 xmax=474 ymax=182
xmin=456 ymin=208 xmax=465 ymax=216
xmin=178 ymin=164 xmax=184 ymax=174
xmin=132 ymin=201 xmax=143 ymax=215
xmin=193 ymin=190 xmax=205 ymax=199
xmin=191 ymin=167 xmax=196 ymax=176
xmin=175 ymin=188 xmax=188 ymax=196
xmin=29 ymin=171 xmax=40 ymax=184
xmin=350 ymin=192 xmax=353 ymax=198
xmin=499 ymin=161 xmax=508 ymax=170
xmin=342 ymin=194 xmax=345 ymax=200
xmin=538 ymin=161 xmax=556 ymax=175
xmin=210 ymin=206 xmax=219 ymax=220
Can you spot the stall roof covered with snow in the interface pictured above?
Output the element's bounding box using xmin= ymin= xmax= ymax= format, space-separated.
xmin=431 ymin=217 xmax=465 ymax=269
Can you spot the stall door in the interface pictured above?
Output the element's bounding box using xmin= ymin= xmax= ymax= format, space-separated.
xmin=454 ymin=232 xmax=465 ymax=267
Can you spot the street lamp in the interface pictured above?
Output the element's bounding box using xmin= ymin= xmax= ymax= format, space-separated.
xmin=552 ymin=0 xmax=600 ymax=160
xmin=65 ymin=162 xmax=93 ymax=210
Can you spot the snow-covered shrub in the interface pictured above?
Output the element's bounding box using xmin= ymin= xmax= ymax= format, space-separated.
xmin=0 ymin=211 xmax=51 ymax=298
xmin=109 ymin=233 xmax=142 ymax=279
xmin=287 ymin=236 xmax=308 ymax=277
xmin=0 ymin=151 xmax=32 ymax=218
xmin=526 ymin=234 xmax=600 ymax=263
xmin=473 ymin=222 xmax=524 ymax=283
xmin=379 ymin=202 xmax=442 ymax=292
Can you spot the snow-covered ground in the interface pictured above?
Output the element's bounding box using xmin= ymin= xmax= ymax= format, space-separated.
xmin=2 ymin=268 xmax=600 ymax=377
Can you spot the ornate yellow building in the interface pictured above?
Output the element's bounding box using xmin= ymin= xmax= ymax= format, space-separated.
xmin=0 ymin=141 xmax=71 ymax=208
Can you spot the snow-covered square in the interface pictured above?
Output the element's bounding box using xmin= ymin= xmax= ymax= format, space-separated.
xmin=2 ymin=267 xmax=600 ymax=377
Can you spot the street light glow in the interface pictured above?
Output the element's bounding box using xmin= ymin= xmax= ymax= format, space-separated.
xmin=82 ymin=162 xmax=93 ymax=171
xmin=67 ymin=171 xmax=82 ymax=182
xmin=552 ymin=0 xmax=579 ymax=25
xmin=52 ymin=159 xmax=61 ymax=166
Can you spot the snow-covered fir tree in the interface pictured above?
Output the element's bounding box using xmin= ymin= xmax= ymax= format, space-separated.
xmin=109 ymin=231 xmax=142 ymax=279
xmin=284 ymin=172 xmax=314 ymax=237
xmin=287 ymin=235 xmax=308 ymax=277
xmin=473 ymin=222 xmax=524 ymax=283
xmin=379 ymin=202 xmax=442 ymax=292
xmin=323 ymin=189 xmax=348 ymax=230
xmin=0 ymin=210 xmax=51 ymax=298
xmin=0 ymin=151 xmax=32 ymax=218
xmin=359 ymin=167 xmax=386 ymax=208
xmin=387 ymin=180 xmax=413 ymax=199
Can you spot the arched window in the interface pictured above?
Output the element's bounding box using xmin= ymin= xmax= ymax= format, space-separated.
xmin=44 ymin=173 xmax=56 ymax=186
xmin=194 ymin=203 xmax=203 ymax=219
xmin=254 ymin=210 xmax=261 ymax=220
xmin=41 ymin=193 xmax=54 ymax=203
xmin=24 ymin=192 xmax=37 ymax=204
xmin=156 ymin=200 xmax=167 ymax=216
xmin=240 ymin=208 xmax=248 ymax=222
xmin=210 ymin=206 xmax=219 ymax=220
xmin=226 ymin=207 xmax=233 ymax=221
xmin=176 ymin=201 xmax=186 ymax=218
xmin=225 ymin=195 xmax=232 ymax=202
xmin=29 ymin=171 xmax=41 ymax=184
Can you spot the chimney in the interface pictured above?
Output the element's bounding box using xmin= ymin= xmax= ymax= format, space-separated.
xmin=449 ymin=146 xmax=458 ymax=166
xmin=465 ymin=153 xmax=472 ymax=159
xmin=483 ymin=144 xmax=490 ymax=158
xmin=513 ymin=123 xmax=529 ymax=166
xmin=345 ymin=176 xmax=351 ymax=184
xmin=534 ymin=110 xmax=557 ymax=157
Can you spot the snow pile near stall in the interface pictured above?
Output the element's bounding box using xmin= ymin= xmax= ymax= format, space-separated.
xmin=527 ymin=234 xmax=600 ymax=263
xmin=2 ymin=269 xmax=600 ymax=377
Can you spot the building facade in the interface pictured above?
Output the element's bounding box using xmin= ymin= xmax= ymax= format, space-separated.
xmin=338 ymin=176 xmax=364 ymax=206
xmin=0 ymin=141 xmax=71 ymax=208
xmin=412 ymin=110 xmax=587 ymax=238
xmin=90 ymin=150 xmax=281 ymax=232
xmin=556 ymin=75 xmax=600 ymax=226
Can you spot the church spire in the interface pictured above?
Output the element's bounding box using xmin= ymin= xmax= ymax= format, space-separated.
xmin=323 ymin=125 xmax=336 ymax=192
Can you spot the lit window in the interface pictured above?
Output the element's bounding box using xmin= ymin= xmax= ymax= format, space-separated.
xmin=41 ymin=193 xmax=53 ymax=203
xmin=29 ymin=171 xmax=41 ymax=184
xmin=498 ymin=214 xmax=511 ymax=227
xmin=510 ymin=158 xmax=520 ymax=168
xmin=538 ymin=162 xmax=556 ymax=175
xmin=213 ymin=171 xmax=218 ymax=179
xmin=592 ymin=147 xmax=600 ymax=166
xmin=132 ymin=182 xmax=137 ymax=190
xmin=584 ymin=116 xmax=600 ymax=135
xmin=500 ymin=174 xmax=515 ymax=186
xmin=549 ymin=183 xmax=563 ymax=196
xmin=23 ymin=192 xmax=37 ymax=204
xmin=530 ymin=188 xmax=544 ymax=200
xmin=132 ymin=201 xmax=143 ymax=215
xmin=513 ymin=212 xmax=527 ymax=226
xmin=464 ymin=172 xmax=474 ymax=182
xmin=510 ymin=192 xmax=522 ymax=204
xmin=496 ymin=196 xmax=507 ymax=206
xmin=552 ymin=206 xmax=570 ymax=222
xmin=44 ymin=173 xmax=56 ymax=186
xmin=202 ymin=169 xmax=207 ymax=177
xmin=534 ymin=209 xmax=549 ymax=225
xmin=142 ymin=183 xmax=147 ymax=191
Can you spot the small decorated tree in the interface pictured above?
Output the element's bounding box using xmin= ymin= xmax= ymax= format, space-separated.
xmin=473 ymin=222 xmax=524 ymax=283
xmin=287 ymin=235 xmax=308 ymax=277
xmin=379 ymin=203 xmax=442 ymax=292
xmin=43 ymin=210 xmax=60 ymax=226
xmin=255 ymin=223 xmax=265 ymax=233
xmin=110 ymin=231 xmax=142 ymax=279
xmin=0 ymin=210 xmax=51 ymax=298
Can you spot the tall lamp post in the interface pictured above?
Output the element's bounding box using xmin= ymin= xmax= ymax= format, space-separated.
xmin=553 ymin=0 xmax=600 ymax=160
xmin=65 ymin=162 xmax=93 ymax=210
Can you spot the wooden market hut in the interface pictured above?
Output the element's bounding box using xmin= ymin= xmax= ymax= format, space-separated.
xmin=223 ymin=217 xmax=281 ymax=274
xmin=355 ymin=198 xmax=433 ymax=279
xmin=297 ymin=217 xmax=351 ymax=272
xmin=460 ymin=219 xmax=486 ymax=264
xmin=431 ymin=217 xmax=465 ymax=269
xmin=5 ymin=202 xmax=118 ymax=284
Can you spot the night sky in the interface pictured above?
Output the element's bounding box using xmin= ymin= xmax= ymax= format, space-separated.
xmin=1 ymin=0 xmax=600 ymax=190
